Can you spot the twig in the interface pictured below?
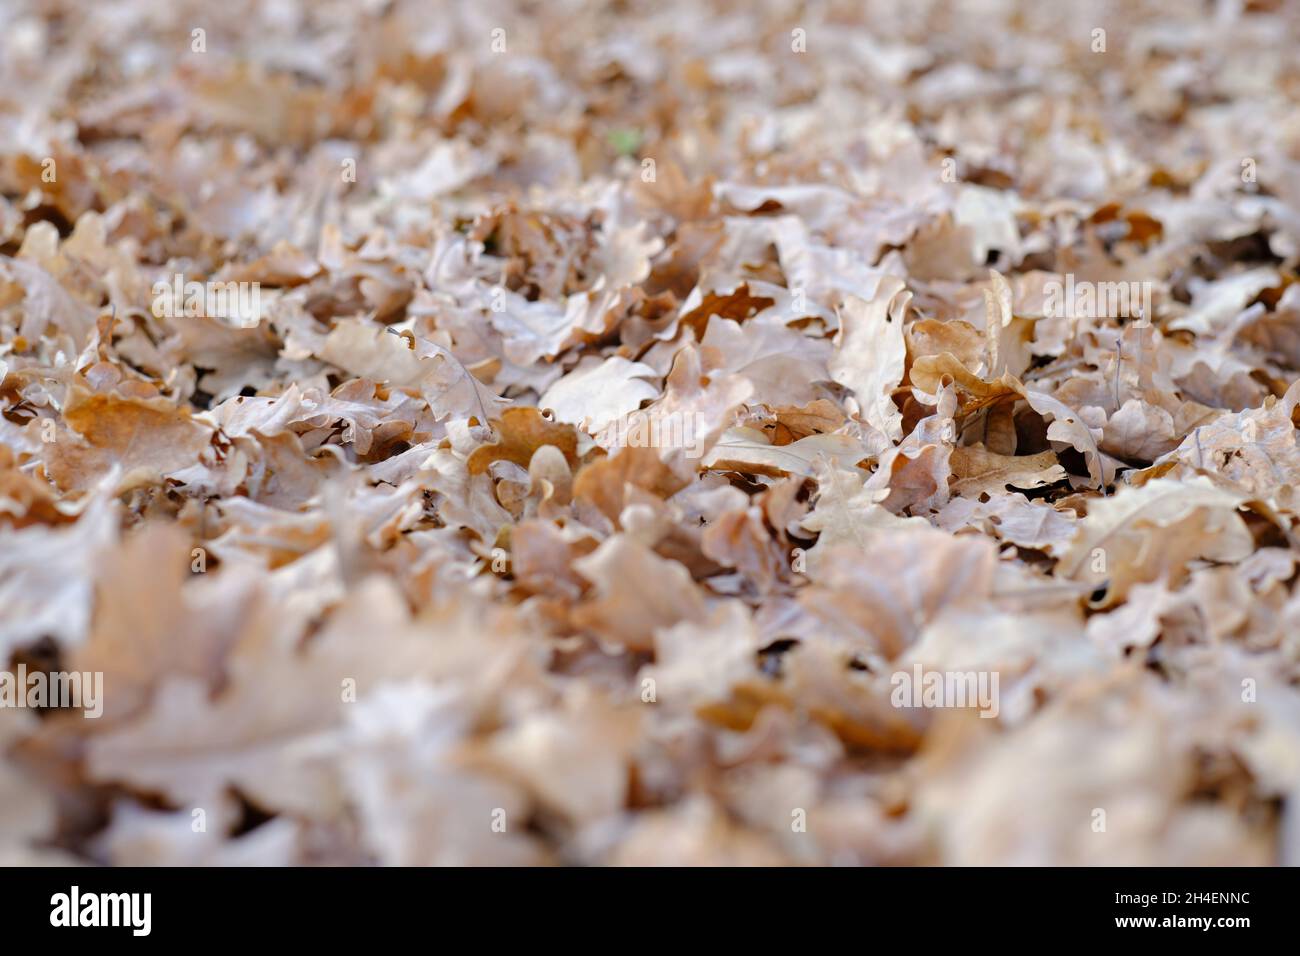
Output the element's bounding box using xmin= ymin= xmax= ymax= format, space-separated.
xmin=1113 ymin=339 xmax=1123 ymax=411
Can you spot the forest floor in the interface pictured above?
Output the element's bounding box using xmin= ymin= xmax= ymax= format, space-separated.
xmin=2 ymin=0 xmax=1300 ymax=865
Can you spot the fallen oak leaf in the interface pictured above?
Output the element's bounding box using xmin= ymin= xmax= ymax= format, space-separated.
xmin=949 ymin=446 xmax=1067 ymax=498
xmin=467 ymin=406 xmax=583 ymax=475
xmin=43 ymin=385 xmax=214 ymax=493
xmin=1058 ymin=477 xmax=1254 ymax=607
xmin=538 ymin=355 xmax=659 ymax=432
xmin=703 ymin=427 xmax=866 ymax=478
xmin=572 ymin=444 xmax=689 ymax=529
xmin=678 ymin=281 xmax=777 ymax=339
xmin=906 ymin=351 xmax=1112 ymax=489
xmin=829 ymin=277 xmax=910 ymax=442
xmin=571 ymin=534 xmax=709 ymax=652
xmin=935 ymin=494 xmax=1077 ymax=555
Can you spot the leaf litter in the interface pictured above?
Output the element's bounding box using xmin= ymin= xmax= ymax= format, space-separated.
xmin=1 ymin=0 xmax=1300 ymax=865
